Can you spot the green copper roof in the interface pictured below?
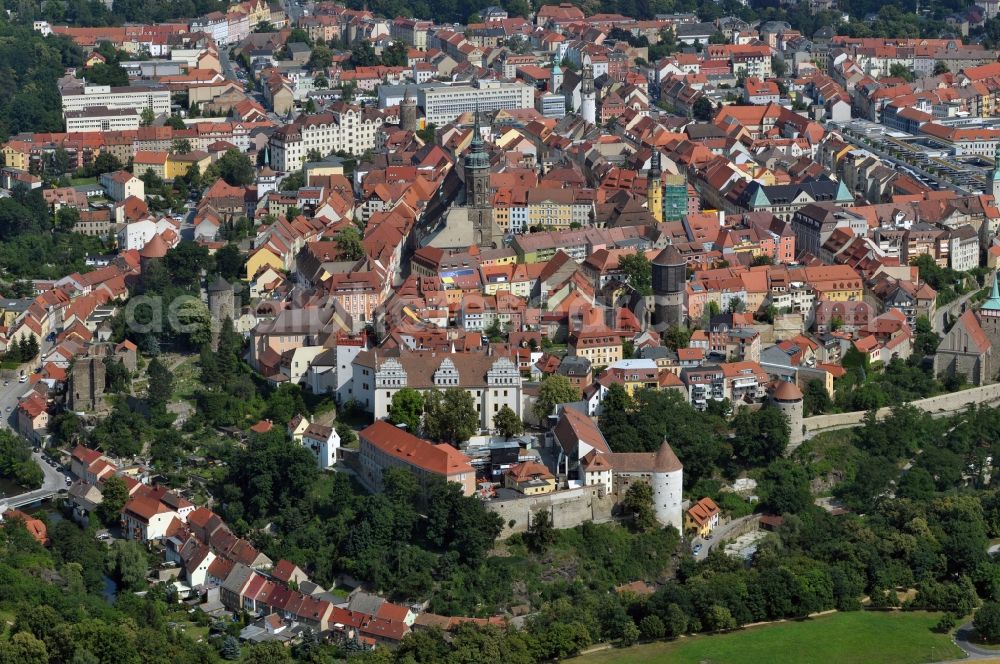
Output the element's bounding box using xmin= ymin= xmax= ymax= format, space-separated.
xmin=983 ymin=272 xmax=1000 ymax=311
xmin=750 ymin=184 xmax=769 ymax=207
xmin=835 ymin=180 xmax=852 ymax=201
xmin=993 ymin=152 xmax=1000 ymax=181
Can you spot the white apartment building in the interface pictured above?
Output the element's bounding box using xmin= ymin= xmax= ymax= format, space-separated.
xmin=61 ymin=84 xmax=171 ymax=117
xmin=351 ymin=350 xmax=524 ymax=432
xmin=117 ymin=218 xmax=157 ymax=251
xmin=189 ymin=12 xmax=249 ymax=46
xmin=732 ymin=49 xmax=774 ymax=80
xmin=419 ymin=80 xmax=535 ymax=125
xmin=269 ymin=106 xmax=390 ymax=171
xmin=65 ymin=106 xmax=141 ymax=133
xmin=100 ymin=170 xmax=145 ymax=203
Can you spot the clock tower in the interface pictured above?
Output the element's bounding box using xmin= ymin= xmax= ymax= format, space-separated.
xmin=464 ymin=109 xmax=495 ymax=247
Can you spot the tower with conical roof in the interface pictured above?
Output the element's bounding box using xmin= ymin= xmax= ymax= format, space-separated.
xmin=770 ymin=380 xmax=804 ymax=450
xmin=581 ymin=64 xmax=596 ymax=125
xmin=464 ymin=108 xmax=495 ymax=248
xmin=648 ymin=151 xmax=663 ymax=223
xmin=993 ymin=152 xmax=1000 ymax=202
xmin=651 ymin=244 xmax=685 ymax=330
xmin=650 ymin=439 xmax=684 ymax=529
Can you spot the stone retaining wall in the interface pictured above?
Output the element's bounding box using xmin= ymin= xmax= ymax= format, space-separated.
xmin=799 ymin=383 xmax=1000 ymax=442
xmin=487 ymin=486 xmax=617 ymax=537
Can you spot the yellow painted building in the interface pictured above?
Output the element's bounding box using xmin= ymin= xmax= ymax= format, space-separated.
xmin=570 ymin=327 xmax=624 ymax=368
xmin=504 ymin=461 xmax=556 ymax=496
xmin=228 ymin=0 xmax=271 ymax=29
xmin=685 ymin=497 xmax=720 ymax=538
xmin=492 ymin=203 xmax=510 ymax=232
xmin=797 ymin=266 xmax=863 ymax=303
xmin=1 ymin=143 xmax=30 ymax=171
xmin=527 ymin=197 xmax=574 ymax=229
xmin=245 ymin=246 xmax=284 ymax=281
xmin=166 ymin=151 xmax=212 ymax=180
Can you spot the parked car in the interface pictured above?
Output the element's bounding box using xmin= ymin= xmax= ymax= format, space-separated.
xmin=693 ymin=544 xmax=703 ymax=555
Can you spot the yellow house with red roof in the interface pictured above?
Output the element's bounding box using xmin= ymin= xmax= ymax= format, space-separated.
xmin=685 ymin=497 xmax=720 ymax=538
xmin=245 ymin=246 xmax=284 ymax=281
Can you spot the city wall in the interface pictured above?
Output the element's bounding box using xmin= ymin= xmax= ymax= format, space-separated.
xmin=487 ymin=486 xmax=617 ymax=537
xmin=800 ymin=383 xmax=1000 ymax=438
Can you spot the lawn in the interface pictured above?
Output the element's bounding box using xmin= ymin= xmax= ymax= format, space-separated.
xmin=573 ymin=611 xmax=964 ymax=664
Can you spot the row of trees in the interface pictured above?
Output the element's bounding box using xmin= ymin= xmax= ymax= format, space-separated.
xmin=4 ymin=334 xmax=39 ymax=364
xmin=389 ymin=387 xmax=525 ymax=441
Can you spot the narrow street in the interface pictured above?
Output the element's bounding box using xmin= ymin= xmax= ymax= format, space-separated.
xmin=690 ymin=514 xmax=759 ymax=561
xmin=950 ymin=622 xmax=998 ymax=660
xmin=1 ymin=449 xmax=67 ymax=509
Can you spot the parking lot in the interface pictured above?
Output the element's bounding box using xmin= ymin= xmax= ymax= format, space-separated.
xmin=828 ymin=119 xmax=980 ymax=194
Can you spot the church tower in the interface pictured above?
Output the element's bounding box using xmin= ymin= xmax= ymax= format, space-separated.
xmin=979 ymin=272 xmax=1000 ymax=353
xmin=648 ymin=151 xmax=663 ymax=223
xmin=581 ymin=64 xmax=596 ymax=125
xmin=550 ymin=62 xmax=563 ymax=94
xmin=992 ymin=151 xmax=1000 ymax=202
xmin=464 ymin=109 xmax=495 ymax=248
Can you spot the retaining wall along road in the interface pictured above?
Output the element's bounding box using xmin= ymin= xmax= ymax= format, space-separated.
xmin=797 ymin=383 xmax=1000 ymax=445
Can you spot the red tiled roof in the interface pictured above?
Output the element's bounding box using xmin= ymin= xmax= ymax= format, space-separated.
xmin=359 ymin=421 xmax=473 ymax=476
xmin=687 ymin=496 xmax=719 ymax=526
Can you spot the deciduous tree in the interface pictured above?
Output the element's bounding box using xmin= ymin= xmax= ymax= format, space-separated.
xmin=389 ymin=387 xmax=424 ymax=432
xmin=493 ymin=405 xmax=524 ymax=439
xmin=622 ymin=481 xmax=657 ymax=532
xmin=97 ymin=476 xmax=129 ymax=527
xmin=533 ymin=375 xmax=580 ymax=421
xmin=423 ymin=388 xmax=479 ymax=443
xmin=977 ymin=601 xmax=1000 ymax=643
xmin=619 ymin=251 xmax=652 ymax=295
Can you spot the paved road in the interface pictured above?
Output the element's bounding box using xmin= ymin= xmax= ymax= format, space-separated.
xmin=2 ymin=450 xmax=67 ymax=509
xmin=217 ymin=43 xmax=239 ymax=82
xmin=952 ymin=622 xmax=998 ymax=659
xmin=0 ymin=380 xmax=69 ymax=510
xmin=690 ymin=514 xmax=759 ymax=561
xmin=0 ymin=379 xmax=29 ymax=429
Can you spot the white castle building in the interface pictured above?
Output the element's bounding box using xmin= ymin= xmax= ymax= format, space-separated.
xmin=351 ymin=349 xmax=524 ymax=432
xmin=553 ymin=406 xmax=684 ymax=530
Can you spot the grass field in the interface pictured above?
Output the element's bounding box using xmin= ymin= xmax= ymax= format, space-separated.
xmin=573 ymin=611 xmax=964 ymax=664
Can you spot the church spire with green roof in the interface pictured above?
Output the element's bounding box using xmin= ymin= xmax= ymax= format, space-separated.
xmin=993 ymin=153 xmax=1000 ymax=200
xmin=983 ymin=271 xmax=1000 ymax=312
